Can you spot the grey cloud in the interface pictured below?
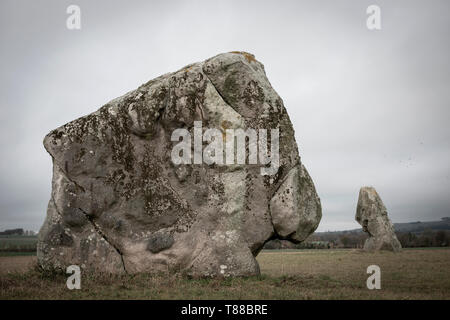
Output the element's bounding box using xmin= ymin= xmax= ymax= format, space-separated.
xmin=0 ymin=0 xmax=449 ymax=232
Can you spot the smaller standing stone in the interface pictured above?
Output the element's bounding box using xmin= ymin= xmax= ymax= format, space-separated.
xmin=355 ymin=187 xmax=402 ymax=252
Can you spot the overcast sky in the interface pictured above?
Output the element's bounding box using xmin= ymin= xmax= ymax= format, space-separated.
xmin=1 ymin=0 xmax=449 ymax=232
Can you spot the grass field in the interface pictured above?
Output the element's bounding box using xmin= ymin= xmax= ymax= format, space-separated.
xmin=0 ymin=248 xmax=449 ymax=299
xmin=0 ymin=236 xmax=37 ymax=253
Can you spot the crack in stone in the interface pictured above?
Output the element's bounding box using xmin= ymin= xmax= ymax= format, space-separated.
xmin=201 ymin=66 xmax=246 ymax=120
xmin=77 ymin=207 xmax=127 ymax=273
xmin=49 ymin=193 xmax=127 ymax=272
xmin=51 ymin=159 xmax=87 ymax=193
xmin=48 ymin=161 xmax=127 ymax=271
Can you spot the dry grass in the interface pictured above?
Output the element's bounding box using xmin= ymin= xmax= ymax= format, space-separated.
xmin=0 ymin=256 xmax=37 ymax=273
xmin=1 ymin=248 xmax=449 ymax=299
xmin=258 ymin=248 xmax=450 ymax=299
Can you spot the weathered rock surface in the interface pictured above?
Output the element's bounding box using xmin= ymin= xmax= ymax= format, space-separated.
xmin=38 ymin=52 xmax=322 ymax=276
xmin=355 ymin=187 xmax=402 ymax=252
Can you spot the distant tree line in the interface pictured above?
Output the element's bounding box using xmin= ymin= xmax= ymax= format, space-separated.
xmin=0 ymin=228 xmax=24 ymax=236
xmin=264 ymin=229 xmax=450 ymax=249
xmin=396 ymin=230 xmax=450 ymax=248
xmin=0 ymin=229 xmax=36 ymax=236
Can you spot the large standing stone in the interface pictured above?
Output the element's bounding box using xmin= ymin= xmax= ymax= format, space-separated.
xmin=38 ymin=52 xmax=322 ymax=276
xmin=355 ymin=187 xmax=402 ymax=252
